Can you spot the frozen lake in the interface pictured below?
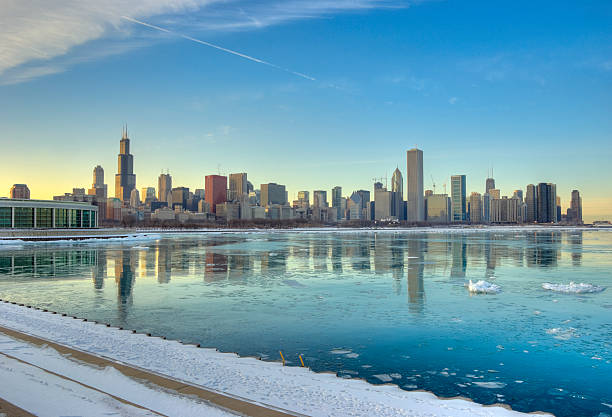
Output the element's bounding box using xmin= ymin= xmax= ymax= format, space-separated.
xmin=1 ymin=228 xmax=610 ymax=416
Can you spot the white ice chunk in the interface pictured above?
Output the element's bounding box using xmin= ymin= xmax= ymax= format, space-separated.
xmin=467 ymin=280 xmax=501 ymax=294
xmin=542 ymin=282 xmax=605 ymax=294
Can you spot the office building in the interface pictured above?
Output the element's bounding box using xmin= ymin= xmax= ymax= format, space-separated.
xmin=391 ymin=168 xmax=404 ymax=220
xmin=567 ymin=190 xmax=583 ymax=224
xmin=158 ymin=172 xmax=172 ymax=204
xmin=260 ymin=183 xmax=287 ymax=207
xmin=10 ymin=184 xmax=30 ymax=199
xmin=451 ymin=175 xmax=467 ymax=222
xmin=485 ymin=177 xmax=495 ymax=194
xmin=205 ymin=175 xmax=227 ymax=213
xmin=406 ymin=148 xmax=424 ymax=222
xmin=171 ymin=187 xmax=190 ymax=210
xmin=115 ymin=126 xmax=136 ymax=202
xmin=228 ymin=173 xmax=248 ymax=201
xmin=313 ymin=190 xmax=328 ymax=208
xmin=374 ymin=186 xmax=393 ymax=221
xmin=331 ymin=186 xmax=342 ymax=219
xmin=88 ymin=165 xmax=107 ymax=199
xmin=482 ymin=193 xmax=491 ymax=223
xmin=536 ymin=182 xmax=557 ymax=223
xmin=0 ymin=199 xmax=98 ymax=228
xmin=129 ymin=189 xmax=140 ymax=208
xmin=525 ymin=184 xmax=537 ymax=222
xmin=425 ymin=194 xmax=450 ymax=223
xmin=489 ymin=189 xmax=501 ymax=200
xmin=513 ymin=189 xmax=523 ymax=202
xmin=469 ymin=192 xmax=482 ymax=223
xmin=490 ymin=196 xmax=520 ymax=223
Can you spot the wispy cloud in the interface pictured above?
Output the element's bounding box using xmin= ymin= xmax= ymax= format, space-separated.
xmin=0 ymin=0 xmax=415 ymax=85
xmin=448 ymin=96 xmax=458 ymax=105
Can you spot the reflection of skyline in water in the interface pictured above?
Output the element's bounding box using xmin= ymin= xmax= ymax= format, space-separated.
xmin=0 ymin=229 xmax=609 ymax=417
xmin=0 ymin=230 xmax=579 ymax=313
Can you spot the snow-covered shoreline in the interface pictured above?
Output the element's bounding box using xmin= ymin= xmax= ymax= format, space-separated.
xmin=0 ymin=301 xmax=549 ymax=416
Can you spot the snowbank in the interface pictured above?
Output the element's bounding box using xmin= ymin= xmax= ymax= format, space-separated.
xmin=0 ymin=302 xmax=546 ymax=416
xmin=542 ymin=282 xmax=605 ymax=294
xmin=468 ymin=280 xmax=502 ymax=294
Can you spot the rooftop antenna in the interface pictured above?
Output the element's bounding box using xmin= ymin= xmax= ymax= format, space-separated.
xmin=430 ymin=174 xmax=436 ymax=194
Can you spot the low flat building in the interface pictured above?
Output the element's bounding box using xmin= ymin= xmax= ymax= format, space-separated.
xmin=0 ymin=198 xmax=98 ymax=229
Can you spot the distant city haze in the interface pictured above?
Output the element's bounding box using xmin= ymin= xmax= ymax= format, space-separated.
xmin=0 ymin=2 xmax=610 ymax=221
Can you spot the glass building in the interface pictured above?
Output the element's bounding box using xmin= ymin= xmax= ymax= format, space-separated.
xmin=451 ymin=175 xmax=467 ymax=222
xmin=0 ymin=199 xmax=98 ymax=229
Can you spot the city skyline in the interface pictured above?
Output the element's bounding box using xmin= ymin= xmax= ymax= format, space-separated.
xmin=1 ymin=1 xmax=611 ymax=221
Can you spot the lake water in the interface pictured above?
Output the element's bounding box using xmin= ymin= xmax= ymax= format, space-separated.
xmin=1 ymin=229 xmax=610 ymax=416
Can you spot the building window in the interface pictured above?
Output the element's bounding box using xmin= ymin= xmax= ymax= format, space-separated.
xmin=76 ymin=209 xmax=82 ymax=228
xmin=91 ymin=211 xmax=96 ymax=227
xmin=0 ymin=207 xmax=11 ymax=228
xmin=14 ymin=207 xmax=34 ymax=228
xmin=69 ymin=209 xmax=78 ymax=228
xmin=36 ymin=208 xmax=53 ymax=228
xmin=82 ymin=210 xmax=90 ymax=228
xmin=55 ymin=208 xmax=68 ymax=228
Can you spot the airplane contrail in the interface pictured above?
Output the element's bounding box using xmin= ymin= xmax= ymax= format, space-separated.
xmin=121 ymin=15 xmax=316 ymax=81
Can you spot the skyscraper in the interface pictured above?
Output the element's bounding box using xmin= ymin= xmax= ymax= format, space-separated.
xmin=158 ymin=172 xmax=172 ymax=204
xmin=115 ymin=127 xmax=136 ymax=202
xmin=451 ymin=175 xmax=467 ymax=222
xmin=391 ymin=168 xmax=404 ymax=221
xmin=297 ymin=191 xmax=310 ymax=207
xmin=469 ymin=192 xmax=482 ymax=223
xmin=406 ymin=148 xmax=424 ymax=222
xmin=536 ymin=182 xmax=557 ymax=223
xmin=88 ymin=165 xmax=107 ymax=199
xmin=205 ymin=175 xmax=227 ymax=213
xmin=485 ymin=177 xmax=495 ymax=194
xmin=568 ymin=190 xmax=583 ymax=224
xmin=260 ymin=183 xmax=287 ymax=207
xmin=331 ymin=186 xmax=342 ymax=219
xmin=313 ymin=190 xmax=328 ymax=208
xmin=228 ymin=173 xmax=248 ymax=201
xmin=525 ymin=184 xmax=537 ymax=222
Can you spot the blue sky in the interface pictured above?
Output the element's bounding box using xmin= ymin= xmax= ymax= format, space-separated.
xmin=1 ymin=0 xmax=611 ymax=220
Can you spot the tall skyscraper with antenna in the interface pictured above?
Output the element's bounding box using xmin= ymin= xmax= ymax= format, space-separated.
xmin=115 ymin=126 xmax=136 ymax=202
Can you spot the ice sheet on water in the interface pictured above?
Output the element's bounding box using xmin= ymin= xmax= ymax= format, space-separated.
xmin=542 ymin=282 xmax=605 ymax=294
xmin=473 ymin=381 xmax=507 ymax=389
xmin=373 ymin=374 xmax=393 ymax=382
xmin=467 ymin=280 xmax=501 ymax=294
xmin=546 ymin=327 xmax=578 ymax=340
xmin=283 ymin=279 xmax=306 ymax=288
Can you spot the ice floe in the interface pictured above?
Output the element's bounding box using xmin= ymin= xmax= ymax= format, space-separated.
xmin=545 ymin=327 xmax=578 ymax=340
xmin=467 ymin=279 xmax=501 ymax=294
xmin=473 ymin=381 xmax=507 ymax=389
xmin=542 ymin=282 xmax=605 ymax=294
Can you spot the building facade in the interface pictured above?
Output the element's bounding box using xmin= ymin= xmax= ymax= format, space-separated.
xmin=228 ymin=173 xmax=248 ymax=202
xmin=115 ymin=127 xmax=136 ymax=202
xmin=313 ymin=190 xmax=328 ymax=208
xmin=158 ymin=173 xmax=172 ymax=204
xmin=451 ymin=175 xmax=467 ymax=222
xmin=10 ymin=184 xmax=30 ymax=199
xmin=525 ymin=184 xmax=537 ymax=222
xmin=261 ymin=183 xmax=287 ymax=207
xmin=88 ymin=165 xmax=107 ymax=199
xmin=205 ymin=175 xmax=227 ymax=213
xmin=0 ymin=199 xmax=98 ymax=228
xmin=406 ymin=148 xmax=424 ymax=222
xmin=469 ymin=192 xmax=482 ymax=223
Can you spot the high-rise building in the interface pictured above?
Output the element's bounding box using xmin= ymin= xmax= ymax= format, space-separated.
xmin=567 ymin=190 xmax=583 ymax=224
xmin=513 ymin=189 xmax=523 ymax=202
xmin=295 ymin=191 xmax=310 ymax=208
xmin=88 ymin=165 xmax=108 ymax=199
xmin=205 ymin=175 xmax=227 ymax=213
xmin=406 ymin=148 xmax=424 ymax=222
xmin=260 ymin=183 xmax=287 ymax=207
xmin=331 ymin=186 xmax=342 ymax=219
xmin=171 ymin=187 xmax=190 ymax=210
xmin=374 ymin=186 xmax=393 ymax=220
xmin=525 ymin=184 xmax=537 ymax=223
xmin=485 ymin=177 xmax=495 ymax=194
xmin=313 ymin=190 xmax=328 ymax=208
xmin=115 ymin=127 xmax=136 ymax=202
xmin=451 ymin=175 xmax=467 ymax=222
xmin=489 ymin=189 xmax=501 ymax=200
xmin=482 ymin=193 xmax=491 ymax=223
xmin=158 ymin=172 xmax=172 ymax=204
xmin=425 ymin=194 xmax=450 ymax=223
xmin=228 ymin=173 xmax=248 ymax=201
xmin=10 ymin=184 xmax=30 ymax=199
xmin=469 ymin=192 xmax=482 ymax=223
xmin=490 ymin=196 xmax=520 ymax=223
xmin=391 ymin=168 xmax=404 ymax=221
xmin=129 ymin=189 xmax=140 ymax=208
xmin=536 ymin=182 xmax=557 ymax=223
